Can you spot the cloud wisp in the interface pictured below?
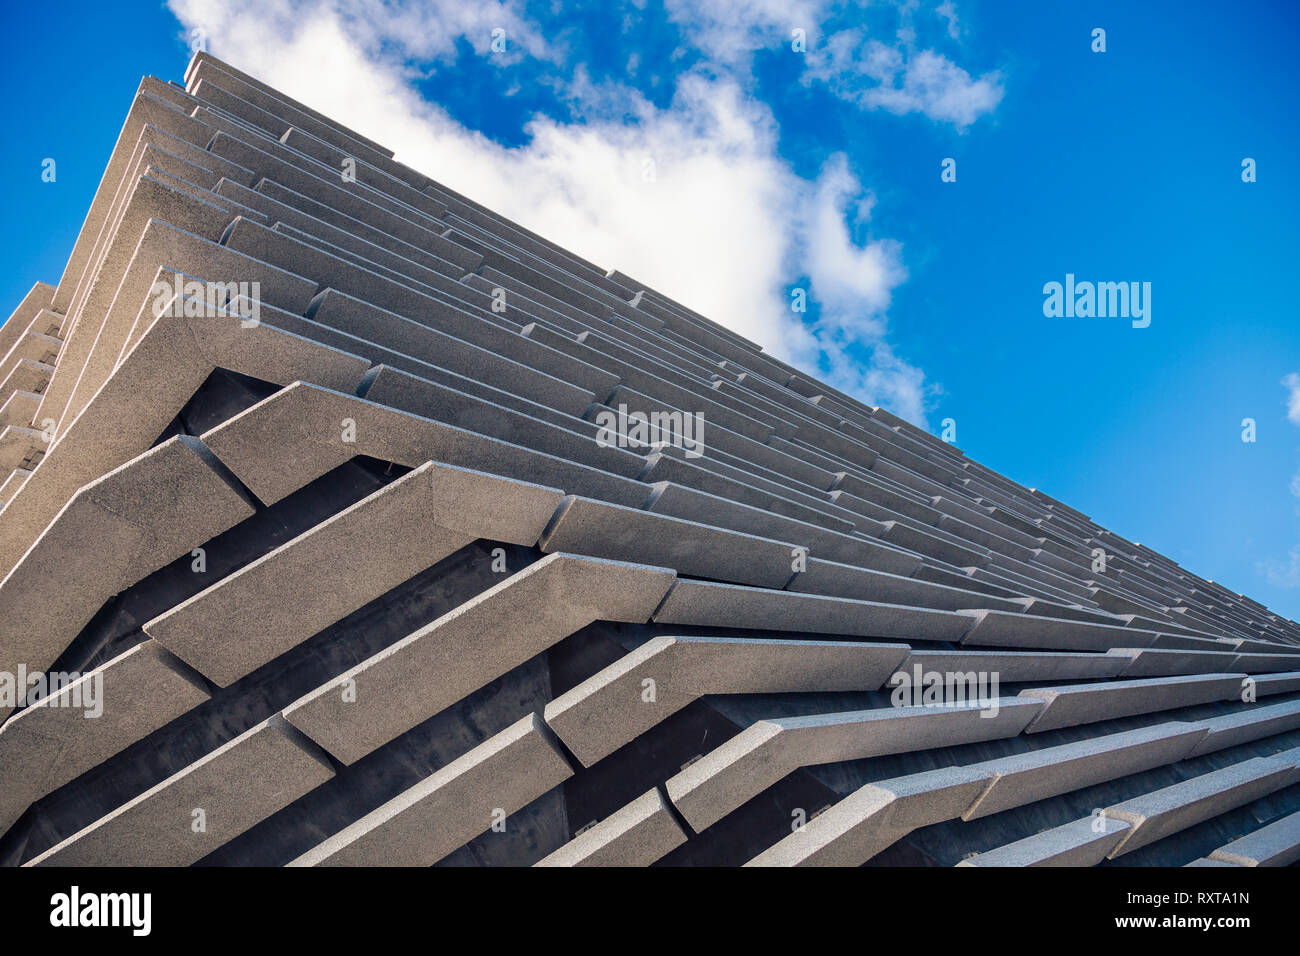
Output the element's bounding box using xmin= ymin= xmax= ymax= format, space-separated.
xmin=1259 ymin=372 xmax=1300 ymax=589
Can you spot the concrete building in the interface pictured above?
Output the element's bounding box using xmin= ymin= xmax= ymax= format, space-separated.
xmin=1 ymin=53 xmax=1299 ymax=867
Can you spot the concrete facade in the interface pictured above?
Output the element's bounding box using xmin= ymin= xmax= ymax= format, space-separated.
xmin=2 ymin=52 xmax=1299 ymax=868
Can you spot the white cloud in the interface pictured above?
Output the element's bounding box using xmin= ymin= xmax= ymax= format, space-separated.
xmin=665 ymin=0 xmax=1003 ymax=129
xmin=167 ymin=0 xmax=970 ymax=422
xmin=805 ymin=38 xmax=1003 ymax=129
xmin=804 ymin=155 xmax=906 ymax=330
xmin=1261 ymin=374 xmax=1300 ymax=589
xmin=1261 ymin=547 xmax=1300 ymax=589
xmin=936 ymin=1 xmax=961 ymax=40
xmin=1283 ymin=371 xmax=1300 ymax=425
xmin=661 ymin=0 xmax=826 ymax=67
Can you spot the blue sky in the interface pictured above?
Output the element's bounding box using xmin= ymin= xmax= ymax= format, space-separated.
xmin=2 ymin=0 xmax=1299 ymax=620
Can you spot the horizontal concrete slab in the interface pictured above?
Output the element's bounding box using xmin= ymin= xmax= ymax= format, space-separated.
xmin=958 ymin=609 xmax=1162 ymax=652
xmin=745 ymin=765 xmax=995 ymax=867
xmin=0 ymin=436 xmax=255 ymax=718
xmin=1107 ymin=647 xmax=1241 ymax=677
xmin=962 ymin=722 xmax=1208 ymax=821
xmin=654 ymin=579 xmax=975 ymax=642
xmin=200 ymin=381 xmax=651 ymax=508
xmin=145 ymin=460 xmax=563 ymax=686
xmin=787 ymin=557 xmax=1025 ymax=613
xmin=0 ymin=642 xmax=210 ymax=839
xmin=289 ymin=713 xmax=572 ymax=866
xmin=534 ymin=788 xmax=688 ymax=867
xmin=1019 ymin=674 xmax=1241 ymax=733
xmin=27 ymin=717 xmax=333 ymax=866
xmin=668 ymin=699 xmax=1041 ymax=832
xmin=1106 ymin=756 xmax=1300 ymax=857
xmin=537 ymin=494 xmax=798 ymax=588
xmin=1188 ymin=698 xmax=1300 ymax=757
xmin=901 ymin=649 xmax=1129 ymax=684
xmin=957 ymin=816 xmax=1130 ymax=867
xmin=1208 ymin=808 xmax=1300 ymax=867
xmin=545 ymin=635 xmax=910 ymax=767
xmin=284 ymin=554 xmax=675 ymax=764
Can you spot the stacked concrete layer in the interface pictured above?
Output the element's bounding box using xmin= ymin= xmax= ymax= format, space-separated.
xmin=2 ymin=52 xmax=1299 ymax=868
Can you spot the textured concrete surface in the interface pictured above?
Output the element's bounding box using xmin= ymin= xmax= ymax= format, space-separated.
xmin=289 ymin=713 xmax=572 ymax=866
xmin=1207 ymin=808 xmax=1300 ymax=866
xmin=545 ymin=635 xmax=909 ymax=766
xmin=145 ymin=461 xmax=563 ymax=685
xmin=1189 ymin=698 xmax=1300 ymax=756
xmin=959 ymin=609 xmax=1161 ymax=652
xmin=0 ymin=436 xmax=254 ymax=717
xmin=28 ymin=717 xmax=334 ymax=866
xmin=534 ymin=788 xmax=687 ymax=866
xmin=668 ymin=699 xmax=1042 ymax=832
xmin=1105 ymin=756 xmax=1300 ymax=857
xmin=538 ymin=495 xmax=798 ymax=588
xmin=284 ymin=554 xmax=675 ymax=763
xmin=957 ymin=816 xmax=1131 ymax=867
xmin=745 ymin=766 xmax=995 ymax=866
xmin=961 ymin=723 xmax=1208 ymax=820
xmin=654 ymin=579 xmax=975 ymax=641
xmin=0 ymin=641 xmax=209 ymax=836
xmin=1018 ymin=674 xmax=1242 ymax=733
xmin=902 ymin=648 xmax=1129 ymax=683
xmin=4 ymin=51 xmax=1300 ymax=868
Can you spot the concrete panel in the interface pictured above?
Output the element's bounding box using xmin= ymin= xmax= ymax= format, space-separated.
xmin=1106 ymin=756 xmax=1300 ymax=856
xmin=745 ymin=766 xmax=995 ymax=867
xmin=957 ymin=816 xmax=1130 ymax=867
xmin=645 ymin=482 xmax=922 ymax=575
xmin=289 ymin=714 xmax=572 ymax=866
xmin=545 ymin=635 xmax=910 ymax=766
xmin=0 ymin=390 xmax=40 ymax=428
xmin=27 ymin=717 xmax=334 ymax=866
xmin=284 ymin=554 xmax=676 ymax=764
xmin=1019 ymin=674 xmax=1241 ymax=733
xmin=534 ymin=788 xmax=687 ymax=867
xmin=0 ymin=281 xmax=369 ymax=583
xmin=876 ymin=519 xmax=991 ymax=569
xmin=669 ymin=699 xmax=1042 ymax=832
xmin=654 ymin=579 xmax=975 ymax=642
xmin=1251 ymin=671 xmax=1300 ymax=695
xmin=0 ymin=329 xmax=60 ymax=369
xmin=901 ymin=648 xmax=1129 ymax=684
xmin=1188 ymin=698 xmax=1300 ymax=757
xmin=199 ymin=382 xmax=650 ymax=508
xmin=360 ymin=365 xmax=644 ymax=477
xmin=0 ymin=425 xmax=44 ymax=472
xmin=186 ymin=53 xmax=392 ymax=156
xmin=958 ymin=609 xmax=1162 ymax=652
xmin=1230 ymin=653 xmax=1300 ymax=673
xmin=0 ymin=437 xmax=255 ymax=718
xmin=788 ymin=557 xmax=1024 ymax=613
xmin=146 ymin=461 xmax=564 ymax=686
xmin=962 ymin=723 xmax=1208 ymax=820
xmin=0 ymin=468 xmax=31 ymax=509
xmin=0 ymin=642 xmax=210 ymax=838
xmin=1107 ymin=647 xmax=1241 ymax=677
xmin=1208 ymin=809 xmax=1300 ymax=866
xmin=0 ymin=282 xmax=55 ymax=362
xmin=538 ymin=495 xmax=798 ymax=589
